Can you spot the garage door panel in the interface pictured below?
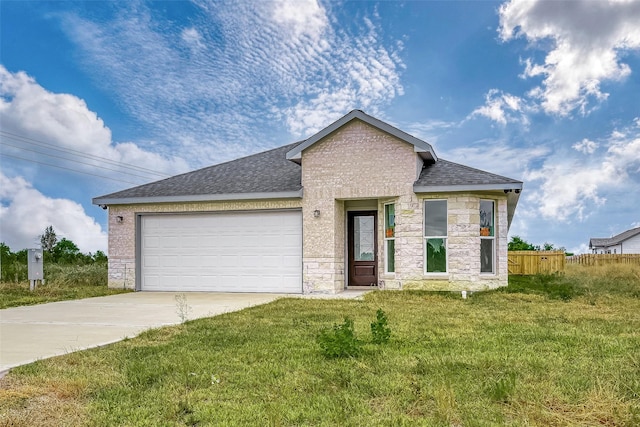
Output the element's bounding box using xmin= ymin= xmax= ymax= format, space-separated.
xmin=241 ymin=255 xmax=260 ymax=267
xmin=219 ymin=255 xmax=240 ymax=268
xmin=161 ymin=256 xmax=179 ymax=267
xmin=143 ymin=255 xmax=160 ymax=267
xmin=181 ymin=236 xmax=201 ymax=248
xmin=201 ymin=255 xmax=217 ymax=264
xmin=161 ymin=237 xmax=179 ymax=249
xmin=283 ymin=255 xmax=301 ymax=267
xmin=141 ymin=211 xmax=302 ymax=293
xmin=180 ymin=256 xmax=200 ymax=268
xmin=144 ymin=236 xmax=161 ymax=248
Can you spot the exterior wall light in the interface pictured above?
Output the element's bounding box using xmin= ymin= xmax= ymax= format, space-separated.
xmin=313 ymin=210 xmax=321 ymax=218
xmin=116 ymin=216 xmax=124 ymax=223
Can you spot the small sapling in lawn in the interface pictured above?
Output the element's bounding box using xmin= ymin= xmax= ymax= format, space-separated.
xmin=175 ymin=293 xmax=192 ymax=323
xmin=370 ymin=308 xmax=391 ymax=344
xmin=317 ymin=317 xmax=361 ymax=358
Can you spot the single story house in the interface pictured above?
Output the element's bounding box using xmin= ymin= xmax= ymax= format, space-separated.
xmin=589 ymin=226 xmax=640 ymax=254
xmin=93 ymin=110 xmax=523 ymax=294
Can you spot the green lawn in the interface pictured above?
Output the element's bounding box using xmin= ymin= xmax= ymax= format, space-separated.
xmin=0 ymin=264 xmax=130 ymax=309
xmin=1 ymin=265 xmax=639 ymax=426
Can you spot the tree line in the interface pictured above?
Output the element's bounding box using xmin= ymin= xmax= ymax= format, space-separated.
xmin=1 ymin=226 xmax=107 ymax=282
xmin=508 ymin=235 xmax=571 ymax=255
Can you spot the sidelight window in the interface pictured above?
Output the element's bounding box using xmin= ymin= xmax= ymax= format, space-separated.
xmin=384 ymin=203 xmax=395 ymax=273
xmin=480 ymin=200 xmax=495 ymax=273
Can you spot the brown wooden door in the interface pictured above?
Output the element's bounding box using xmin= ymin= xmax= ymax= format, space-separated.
xmin=348 ymin=211 xmax=377 ymax=287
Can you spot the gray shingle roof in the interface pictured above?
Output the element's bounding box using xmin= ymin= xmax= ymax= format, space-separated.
xmin=414 ymin=159 xmax=522 ymax=190
xmin=93 ymin=142 xmax=302 ymax=204
xmin=93 ymin=113 xmax=522 ymax=207
xmin=589 ymin=227 xmax=640 ymax=248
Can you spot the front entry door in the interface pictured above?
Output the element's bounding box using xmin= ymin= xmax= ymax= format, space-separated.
xmin=348 ymin=211 xmax=377 ymax=287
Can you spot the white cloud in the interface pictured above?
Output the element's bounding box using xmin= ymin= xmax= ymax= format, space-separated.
xmin=0 ymin=66 xmax=111 ymax=150
xmin=569 ymin=243 xmax=590 ymax=255
xmin=0 ymin=66 xmax=192 ymax=254
xmin=271 ymin=0 xmax=328 ymax=41
xmin=572 ymin=138 xmax=598 ymax=154
xmin=56 ymin=0 xmax=404 ymax=151
xmin=401 ymin=119 xmax=457 ymax=148
xmin=444 ymin=141 xmax=549 ymax=182
xmin=469 ymin=89 xmax=531 ymax=126
xmin=525 ymin=119 xmax=640 ymax=221
xmin=181 ymin=27 xmax=205 ymax=51
xmin=499 ymin=0 xmax=640 ymax=116
xmin=0 ymin=173 xmax=107 ymax=253
xmin=0 ymin=66 xmax=188 ymax=183
xmin=525 ymin=161 xmax=610 ymax=222
xmin=282 ymin=20 xmax=405 ymax=136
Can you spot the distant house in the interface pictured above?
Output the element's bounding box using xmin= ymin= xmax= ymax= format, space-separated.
xmin=93 ymin=110 xmax=522 ymax=294
xmin=589 ymin=227 xmax=640 ymax=254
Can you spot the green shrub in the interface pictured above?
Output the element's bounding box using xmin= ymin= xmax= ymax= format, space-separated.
xmin=317 ymin=317 xmax=361 ymax=358
xmin=370 ymin=308 xmax=391 ymax=344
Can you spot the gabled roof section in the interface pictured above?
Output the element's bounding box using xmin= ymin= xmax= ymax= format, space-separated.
xmin=93 ymin=142 xmax=303 ymax=205
xmin=589 ymin=226 xmax=640 ymax=248
xmin=286 ymin=110 xmax=437 ymax=163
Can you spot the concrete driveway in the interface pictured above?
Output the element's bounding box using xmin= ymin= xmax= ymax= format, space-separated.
xmin=0 ymin=291 xmax=368 ymax=373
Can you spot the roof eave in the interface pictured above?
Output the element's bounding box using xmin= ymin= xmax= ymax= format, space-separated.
xmin=413 ymin=182 xmax=523 ymax=193
xmin=92 ymin=189 xmax=304 ymax=206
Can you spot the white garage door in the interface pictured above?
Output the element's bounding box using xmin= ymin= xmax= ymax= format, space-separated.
xmin=140 ymin=210 xmax=302 ymax=293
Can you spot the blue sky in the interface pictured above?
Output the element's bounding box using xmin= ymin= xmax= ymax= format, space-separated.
xmin=1 ymin=0 xmax=639 ymax=254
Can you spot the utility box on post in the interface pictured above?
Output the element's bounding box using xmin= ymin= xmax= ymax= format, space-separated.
xmin=28 ymin=248 xmax=44 ymax=291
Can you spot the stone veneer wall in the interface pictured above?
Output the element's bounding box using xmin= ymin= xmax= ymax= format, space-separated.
xmin=300 ymin=120 xmax=510 ymax=293
xmin=397 ymin=193 xmax=509 ymax=291
xmin=301 ymin=120 xmax=419 ymax=293
xmin=106 ymin=199 xmax=302 ymax=289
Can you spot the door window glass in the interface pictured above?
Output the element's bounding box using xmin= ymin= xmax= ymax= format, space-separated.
xmin=354 ymin=216 xmax=375 ymax=261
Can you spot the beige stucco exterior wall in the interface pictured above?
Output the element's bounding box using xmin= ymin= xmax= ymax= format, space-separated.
xmin=106 ymin=199 xmax=302 ymax=289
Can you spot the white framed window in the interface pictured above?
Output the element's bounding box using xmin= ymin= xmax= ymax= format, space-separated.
xmin=384 ymin=203 xmax=395 ymax=274
xmin=424 ymin=199 xmax=447 ymax=273
xmin=480 ymin=199 xmax=495 ymax=274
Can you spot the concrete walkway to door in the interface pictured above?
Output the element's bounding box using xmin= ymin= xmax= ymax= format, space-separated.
xmin=0 ymin=291 xmax=368 ymax=373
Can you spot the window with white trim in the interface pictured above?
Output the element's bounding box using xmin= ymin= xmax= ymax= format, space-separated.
xmin=480 ymin=200 xmax=495 ymax=273
xmin=384 ymin=203 xmax=395 ymax=273
xmin=424 ymin=200 xmax=447 ymax=273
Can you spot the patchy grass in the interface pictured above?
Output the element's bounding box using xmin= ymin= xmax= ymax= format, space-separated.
xmin=505 ymin=263 xmax=640 ymax=302
xmin=1 ymin=266 xmax=639 ymax=426
xmin=0 ymin=264 xmax=130 ymax=309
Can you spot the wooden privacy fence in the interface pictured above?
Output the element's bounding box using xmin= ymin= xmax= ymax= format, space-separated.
xmin=508 ymin=251 xmax=566 ymax=275
xmin=566 ymin=254 xmax=640 ymax=266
